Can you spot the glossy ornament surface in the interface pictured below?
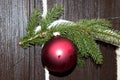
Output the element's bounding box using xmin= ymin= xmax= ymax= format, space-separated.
xmin=41 ymin=36 xmax=77 ymax=73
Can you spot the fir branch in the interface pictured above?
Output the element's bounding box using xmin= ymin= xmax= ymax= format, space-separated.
xmin=61 ymin=30 xmax=102 ymax=64
xmin=81 ymin=32 xmax=103 ymax=64
xmin=76 ymin=19 xmax=120 ymax=45
xmin=19 ymin=31 xmax=48 ymax=48
xmin=26 ymin=9 xmax=41 ymax=36
xmin=76 ymin=19 xmax=111 ymax=29
xmin=20 ymin=20 xmax=120 ymax=49
xmin=91 ymin=29 xmax=120 ymax=45
xmin=41 ymin=5 xmax=63 ymax=30
xmin=19 ymin=5 xmax=120 ymax=65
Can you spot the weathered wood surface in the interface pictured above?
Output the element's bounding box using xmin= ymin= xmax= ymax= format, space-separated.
xmin=0 ymin=0 xmax=120 ymax=80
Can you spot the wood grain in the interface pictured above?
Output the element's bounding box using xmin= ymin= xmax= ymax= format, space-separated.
xmin=0 ymin=0 xmax=120 ymax=80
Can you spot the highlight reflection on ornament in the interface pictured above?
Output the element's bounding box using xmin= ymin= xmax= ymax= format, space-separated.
xmin=56 ymin=50 xmax=63 ymax=58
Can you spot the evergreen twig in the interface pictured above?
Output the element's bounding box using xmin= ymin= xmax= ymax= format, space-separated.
xmin=19 ymin=5 xmax=120 ymax=65
xmin=26 ymin=9 xmax=41 ymax=36
xmin=41 ymin=5 xmax=63 ymax=30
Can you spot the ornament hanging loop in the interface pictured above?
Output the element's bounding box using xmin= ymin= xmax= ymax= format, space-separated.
xmin=42 ymin=0 xmax=47 ymax=18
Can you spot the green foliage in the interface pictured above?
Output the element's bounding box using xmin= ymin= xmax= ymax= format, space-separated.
xmin=26 ymin=9 xmax=41 ymax=36
xmin=81 ymin=33 xmax=103 ymax=64
xmin=41 ymin=5 xmax=63 ymax=31
xmin=19 ymin=5 xmax=120 ymax=65
xmin=91 ymin=29 xmax=120 ymax=45
xmin=19 ymin=9 xmax=42 ymax=48
xmin=76 ymin=19 xmax=111 ymax=29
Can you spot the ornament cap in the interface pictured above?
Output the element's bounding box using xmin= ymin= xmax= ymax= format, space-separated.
xmin=53 ymin=32 xmax=60 ymax=36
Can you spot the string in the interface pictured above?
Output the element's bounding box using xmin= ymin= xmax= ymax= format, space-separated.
xmin=41 ymin=0 xmax=50 ymax=80
xmin=42 ymin=0 xmax=47 ymax=18
xmin=45 ymin=67 xmax=50 ymax=80
xmin=116 ymin=47 xmax=120 ymax=80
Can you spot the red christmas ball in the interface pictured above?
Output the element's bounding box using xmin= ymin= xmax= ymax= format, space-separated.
xmin=41 ymin=36 xmax=77 ymax=73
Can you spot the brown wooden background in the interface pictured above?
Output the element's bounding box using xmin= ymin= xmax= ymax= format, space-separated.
xmin=0 ymin=0 xmax=120 ymax=80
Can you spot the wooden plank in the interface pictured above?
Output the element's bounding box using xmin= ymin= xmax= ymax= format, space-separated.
xmin=0 ymin=0 xmax=119 ymax=80
xmin=34 ymin=45 xmax=45 ymax=80
xmin=0 ymin=0 xmax=15 ymax=80
xmin=99 ymin=42 xmax=116 ymax=80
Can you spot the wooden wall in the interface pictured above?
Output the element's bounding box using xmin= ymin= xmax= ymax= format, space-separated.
xmin=0 ymin=0 xmax=120 ymax=80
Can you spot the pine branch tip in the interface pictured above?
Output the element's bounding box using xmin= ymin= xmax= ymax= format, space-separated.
xmin=19 ymin=42 xmax=22 ymax=45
